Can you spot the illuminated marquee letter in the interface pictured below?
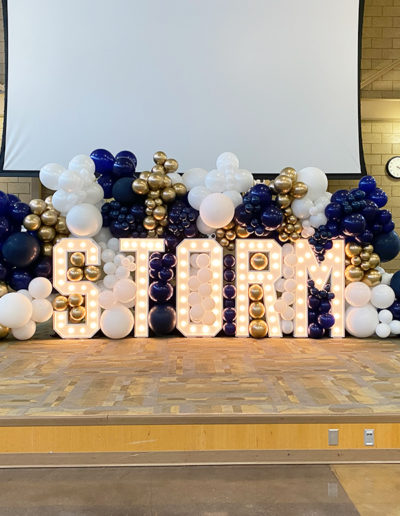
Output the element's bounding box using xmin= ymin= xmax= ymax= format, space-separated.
xmin=53 ymin=238 xmax=101 ymax=338
xmin=120 ymin=238 xmax=165 ymax=337
xmin=294 ymin=239 xmax=345 ymax=338
xmin=235 ymin=239 xmax=282 ymax=337
xmin=176 ymin=239 xmax=223 ymax=337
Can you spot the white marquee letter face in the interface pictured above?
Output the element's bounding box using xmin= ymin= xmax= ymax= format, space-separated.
xmin=120 ymin=238 xmax=165 ymax=337
xmin=53 ymin=238 xmax=101 ymax=338
xmin=294 ymin=239 xmax=345 ymax=338
xmin=176 ymin=239 xmax=223 ymax=337
xmin=235 ymin=239 xmax=282 ymax=337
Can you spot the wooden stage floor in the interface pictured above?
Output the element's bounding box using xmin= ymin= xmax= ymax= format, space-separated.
xmin=0 ymin=326 xmax=399 ymax=418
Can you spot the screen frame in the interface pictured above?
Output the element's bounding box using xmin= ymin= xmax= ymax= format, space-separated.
xmin=0 ymin=0 xmax=366 ymax=179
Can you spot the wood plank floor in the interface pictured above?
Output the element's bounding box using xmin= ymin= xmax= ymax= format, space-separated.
xmin=0 ymin=325 xmax=399 ymax=417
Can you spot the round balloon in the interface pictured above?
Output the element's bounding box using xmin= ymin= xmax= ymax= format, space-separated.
xmin=90 ymin=149 xmax=115 ymax=175
xmin=0 ymin=292 xmax=33 ymax=328
xmin=370 ymin=284 xmax=395 ymax=309
xmin=148 ymin=304 xmax=176 ymax=336
xmin=2 ymin=233 xmax=40 ymax=268
xmin=66 ymin=203 xmax=103 ymax=237
xmin=100 ymin=305 xmax=134 ymax=339
xmin=345 ymin=303 xmax=379 ymax=338
xmin=199 ymin=193 xmax=234 ymax=229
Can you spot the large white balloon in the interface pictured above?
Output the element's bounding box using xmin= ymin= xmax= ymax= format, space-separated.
xmin=113 ymin=278 xmax=136 ymax=304
xmin=68 ymin=154 xmax=95 ymax=175
xmin=345 ymin=282 xmax=371 ymax=307
xmin=234 ymin=169 xmax=253 ymax=193
xmin=199 ymin=193 xmax=235 ymax=229
xmin=291 ymin=197 xmax=313 ymax=219
xmin=66 ymin=203 xmax=103 ymax=237
xmin=12 ymin=320 xmax=36 ymax=341
xmin=166 ymin=172 xmax=182 ymax=185
xmin=296 ymin=167 xmax=328 ymax=201
xmin=345 ymin=303 xmax=379 ymax=338
xmin=182 ymin=168 xmax=208 ymax=190
xmin=0 ymin=293 xmax=33 ymax=328
xmin=370 ymin=284 xmax=395 ymax=309
xmin=31 ymin=299 xmax=53 ymax=323
xmin=100 ymin=305 xmax=134 ymax=339
xmin=39 ymin=163 xmax=65 ymax=190
xmin=188 ymin=186 xmax=211 ymax=210
xmin=28 ymin=277 xmax=53 ymax=299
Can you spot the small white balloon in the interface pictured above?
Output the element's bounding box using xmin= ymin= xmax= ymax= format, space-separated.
xmin=370 ymin=284 xmax=395 ymax=309
xmin=389 ymin=320 xmax=400 ymax=335
xmin=190 ymin=304 xmax=204 ymax=322
xmin=223 ymin=190 xmax=243 ymax=208
xmin=378 ymin=309 xmax=393 ymax=324
xmin=101 ymin=249 xmax=115 ymax=263
xmin=188 ymin=276 xmax=200 ymax=291
xmin=375 ymin=322 xmax=391 ymax=339
xmin=284 ymin=279 xmax=297 ymax=292
xmin=196 ymin=254 xmax=210 ymax=268
xmin=85 ymin=183 xmax=104 ymax=204
xmin=284 ymin=254 xmax=297 ymax=267
xmin=282 ymin=243 xmax=294 ymax=256
xmin=188 ymin=186 xmax=212 ymax=210
xmin=39 ymin=163 xmax=65 ymax=190
xmin=182 ymin=168 xmax=208 ymax=190
xmin=100 ymin=305 xmax=134 ymax=339
xmin=281 ymin=320 xmax=294 ymax=334
xmin=381 ymin=272 xmax=393 ymax=285
xmin=205 ymin=169 xmax=226 ymax=193
xmin=198 ymin=283 xmax=212 ymax=297
xmin=115 ymin=266 xmax=130 ymax=279
xmin=188 ymin=292 xmax=202 ymax=306
xmin=12 ymin=320 xmax=36 ymax=340
xmin=103 ymin=262 xmax=117 ymax=275
xmin=167 ymin=172 xmax=183 ymax=185
xmin=202 ymin=297 xmax=215 ymax=310
xmin=282 ymin=291 xmax=295 ymax=305
xmin=28 ymin=277 xmax=53 ymax=299
xmin=99 ymin=290 xmax=117 ymax=310
xmin=197 ymin=267 xmax=212 ymax=283
xmin=274 ymin=299 xmax=287 ymax=313
xmin=31 ymin=299 xmax=53 ymax=323
xmin=58 ymin=170 xmax=84 ymax=193
xmin=283 ymin=266 xmax=294 ymax=279
xmin=275 ymin=278 xmax=285 ymax=293
xmin=345 ymin=282 xmax=371 ymax=307
xmin=103 ymin=274 xmax=117 ymax=290
xmin=107 ymin=238 xmax=120 ymax=251
xmin=282 ymin=306 xmax=295 ymax=321
xmin=113 ymin=279 xmax=136 ymax=304
xmin=216 ymin=152 xmax=240 ymax=170
xmin=201 ymin=311 xmax=216 ymax=325
xmin=68 ymin=155 xmax=95 ymax=175
xmin=196 ymin=216 xmax=215 ymax=235
xmin=291 ymin=197 xmax=313 ymax=219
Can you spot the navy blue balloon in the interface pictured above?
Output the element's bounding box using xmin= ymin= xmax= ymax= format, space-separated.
xmin=224 ymin=269 xmax=235 ymax=282
xmin=325 ymin=202 xmax=342 ymax=221
xmin=224 ymin=298 xmax=235 ymax=308
xmin=378 ymin=209 xmax=392 ymax=225
xmin=249 ymin=184 xmax=272 ymax=206
xmin=149 ymin=257 xmax=163 ymax=271
xmin=223 ymin=284 xmax=236 ymax=299
xmin=0 ymin=192 xmax=9 ymax=216
xmin=112 ymin=157 xmax=135 ymax=179
xmin=308 ymin=310 xmax=318 ymax=323
xmin=116 ymin=151 xmax=137 ymax=170
xmin=389 ymin=301 xmax=400 ymax=320
xmin=383 ymin=221 xmax=395 ymax=234
xmin=149 ymin=281 xmax=173 ymax=303
xmin=223 ymin=322 xmax=236 ymax=336
xmin=148 ymin=304 xmax=176 ymax=336
xmin=162 ymin=253 xmax=177 ymax=268
xmin=90 ymin=149 xmax=115 ymax=175
xmin=361 ymin=200 xmax=379 ymax=223
xmin=343 ymin=213 xmax=366 ymax=236
xmin=326 ymin=221 xmax=340 ymax=237
xmin=33 ymin=257 xmax=52 ymax=278
xmin=0 ymin=216 xmax=10 ymax=241
xmin=109 ymin=220 xmax=130 ymax=238
xmin=261 ymin=205 xmax=283 ymax=231
xmin=223 ymin=308 xmax=237 ymax=323
xmin=373 ymin=230 xmax=400 ymax=262
xmin=112 ymin=177 xmax=141 ymax=205
xmin=235 ymin=205 xmax=252 ymax=225
xmin=9 ymin=202 xmax=30 ymax=224
xmin=308 ymin=296 xmax=320 ymax=310
xmin=318 ymin=313 xmax=335 ymax=329
xmin=223 ymin=254 xmax=235 ymax=268
xmin=319 ymin=300 xmax=332 ymax=313
xmin=9 ymin=269 xmax=32 ymax=291
xmin=2 ymin=233 xmax=40 ymax=267
xmin=158 ymin=267 xmax=174 ymax=282
xmin=359 ymin=175 xmax=376 ymax=194
xmin=368 ymin=188 xmax=387 ymax=208
xmin=331 ymin=189 xmax=349 ymax=204
xmin=390 ymin=271 xmax=400 ymax=299
xmin=308 ymin=323 xmax=324 ymax=339
xmin=356 ymin=230 xmax=374 ymax=244
xmin=98 ymin=175 xmax=114 ymax=199
xmin=7 ymin=194 xmax=19 ymax=205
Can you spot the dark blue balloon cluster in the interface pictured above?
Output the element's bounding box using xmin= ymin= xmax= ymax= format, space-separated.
xmin=389 ymin=272 xmax=400 ymax=320
xmin=308 ymin=226 xmax=334 ymax=262
xmin=166 ymin=200 xmax=198 ymax=240
xmin=90 ymin=149 xmax=138 ymax=199
xmin=234 ymin=184 xmax=283 ymax=237
xmin=148 ymin=252 xmax=177 ymax=336
xmin=222 ymin=254 xmax=236 ymax=336
xmin=101 ymin=200 xmax=146 ymax=238
xmin=307 ymin=280 xmax=335 ymax=339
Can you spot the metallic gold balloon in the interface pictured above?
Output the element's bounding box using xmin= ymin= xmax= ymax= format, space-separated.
xmin=345 ymin=242 xmax=362 ymax=258
xmin=42 ymin=243 xmax=53 ymax=257
xmin=145 ymin=208 xmax=154 ymax=216
xmin=344 ymin=265 xmax=364 ymax=282
xmin=145 ymin=199 xmax=156 ymax=209
xmin=225 ymin=230 xmax=236 ymax=241
xmin=164 ymin=158 xmax=178 ymax=173
xmin=274 ymin=175 xmax=293 ymax=194
xmin=278 ymin=232 xmax=290 ymax=242
xmin=70 ymin=306 xmax=86 ymax=323
xmin=363 ymin=244 xmax=374 ymax=254
xmin=84 ymin=265 xmax=101 ymax=282
xmin=148 ymin=230 xmax=156 ymax=237
xmin=291 ymin=181 xmax=308 ymax=198
xmin=53 ymin=295 xmax=68 ymax=311
xmin=293 ymin=223 xmax=302 ymax=233
xmin=70 ymin=252 xmax=85 ymax=267
xmin=280 ymin=167 xmax=297 ymax=180
xmin=249 ymin=319 xmax=268 ymax=338
xmin=0 ymin=323 xmax=9 ymax=339
xmin=159 ymin=218 xmax=168 ymax=227
xmin=250 ymin=253 xmax=268 ymax=270
xmin=351 ymin=256 xmax=362 ymax=266
xmin=143 ymin=216 xmax=157 ymax=231
xmin=173 ymin=183 xmax=187 ymax=196
xmin=276 ymin=194 xmax=291 ymax=208
xmin=38 ymin=225 xmax=56 ymax=242
xmin=290 ymin=232 xmax=300 ymax=241
xmin=161 ymin=187 xmax=176 ymax=203
xmin=53 ymin=234 xmax=66 ymax=245
xmin=67 ymin=267 xmax=84 ymax=282
xmin=163 ymin=175 xmax=172 ymax=188
xmin=45 ymin=195 xmax=53 ymax=206
xmin=284 ymin=208 xmax=293 ymax=216
xmin=236 ymin=226 xmax=250 ymax=238
xmin=249 ymin=284 xmax=264 ymax=301
xmin=227 ymin=242 xmax=235 ymax=251
xmin=55 ymin=216 xmax=68 ymax=234
xmin=155 ymin=198 xmax=163 ymax=206
xmin=132 ymin=178 xmax=149 ymax=195
xmin=41 ymin=209 xmax=58 ymax=226
xmin=360 ymin=250 xmax=371 ymax=261
xmin=23 ymin=214 xmax=41 ymax=231
xmin=148 ymin=172 xmax=164 ymax=190
xmin=361 ymin=261 xmax=371 ymax=271
xmin=152 ymin=164 xmax=165 ymax=175
xmin=153 ymin=151 xmax=167 ymax=165
xmin=29 ymin=199 xmax=46 ymax=215
xmin=285 ymin=224 xmax=294 ymax=234
xmin=363 ymin=269 xmax=381 ymax=287
xmin=139 ymin=171 xmax=151 ymax=180
xmin=369 ymin=253 xmax=380 ymax=268
xmin=249 ymin=301 xmax=265 ymax=319
xmin=153 ymin=205 xmax=167 ymax=221
xmin=216 ymin=229 xmax=225 ymax=239
xmin=223 ymin=221 xmax=235 ymax=230
xmin=0 ymin=282 xmax=8 ymax=298
xmin=287 ymin=215 xmax=297 ymax=225
xmin=219 ymin=238 xmax=229 ymax=247
xmin=148 ymin=189 xmax=161 ymax=199
xmin=68 ymin=293 xmax=84 ymax=307
xmin=156 ymin=226 xmax=164 ymax=236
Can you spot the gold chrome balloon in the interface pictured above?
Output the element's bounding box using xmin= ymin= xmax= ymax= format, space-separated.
xmin=363 ymin=269 xmax=381 ymax=287
xmin=236 ymin=226 xmax=250 ymax=238
xmin=38 ymin=225 xmax=56 ymax=242
xmin=23 ymin=214 xmax=41 ymax=231
xmin=84 ymin=265 xmax=101 ymax=282
xmin=0 ymin=282 xmax=8 ymax=298
xmin=369 ymin=253 xmax=380 ymax=268
xmin=67 ymin=267 xmax=84 ymax=282
xmin=360 ymin=250 xmax=371 ymax=262
xmin=225 ymin=230 xmax=236 ymax=241
xmin=219 ymin=237 xmax=229 ymax=247
xmin=278 ymin=232 xmax=290 ymax=242
xmin=148 ymin=172 xmax=164 ymax=190
xmin=70 ymin=306 xmax=86 ymax=323
xmin=276 ymin=194 xmax=291 ymax=209
xmin=280 ymin=167 xmax=297 ymax=180
xmin=363 ymin=244 xmax=374 ymax=254
xmin=161 ymin=187 xmax=176 ymax=203
xmin=361 ymin=261 xmax=371 ymax=271
xmin=164 ymin=158 xmax=178 ymax=173
xmin=143 ymin=216 xmax=157 ymax=231
xmin=53 ymin=295 xmax=68 ymax=311
xmin=274 ymin=175 xmax=293 ymax=194
xmin=344 ymin=265 xmax=364 ymax=283
xmin=45 ymin=195 xmax=53 ymax=206
xmin=148 ymin=189 xmax=161 ymax=200
xmin=151 ymin=164 xmax=165 ymax=175
xmin=41 ymin=209 xmax=58 ymax=226
xmin=173 ymin=183 xmax=187 ymax=196
xmin=249 ymin=319 xmax=268 ymax=338
xmin=162 ymin=175 xmax=172 ymax=188
xmin=139 ymin=171 xmax=151 ymax=180
xmin=42 ymin=243 xmax=53 ymax=257
xmin=351 ymin=256 xmax=362 ymax=266
xmin=153 ymin=151 xmax=167 ymax=165
xmin=29 ymin=199 xmax=46 ymax=215
xmin=250 ymin=253 xmax=268 ymax=270
xmin=70 ymin=252 xmax=85 ymax=267
xmin=55 ymin=216 xmax=68 ymax=234
xmin=249 ymin=301 xmax=265 ymax=319
xmin=249 ymin=284 xmax=264 ymax=301
xmin=156 ymin=226 xmax=164 ymax=236
xmin=68 ymin=293 xmax=84 ymax=307
xmin=291 ymin=182 xmax=308 ymax=198
xmin=153 ymin=205 xmax=167 ymax=221
xmin=132 ymin=178 xmax=149 ymax=195
xmin=0 ymin=324 xmax=9 ymax=339
xmin=345 ymin=242 xmax=362 ymax=258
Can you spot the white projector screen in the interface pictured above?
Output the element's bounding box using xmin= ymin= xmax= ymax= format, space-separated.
xmin=1 ymin=0 xmax=365 ymax=176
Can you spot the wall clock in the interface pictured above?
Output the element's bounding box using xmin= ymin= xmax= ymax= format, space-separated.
xmin=386 ymin=156 xmax=400 ymax=179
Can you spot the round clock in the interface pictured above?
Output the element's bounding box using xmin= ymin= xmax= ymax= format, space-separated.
xmin=386 ymin=156 xmax=400 ymax=179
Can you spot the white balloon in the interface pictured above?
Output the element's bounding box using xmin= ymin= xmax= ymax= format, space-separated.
xmin=196 ymin=216 xmax=215 ymax=235
xmin=205 ymin=169 xmax=226 ymax=193
xmin=234 ymin=169 xmax=254 ymax=193
xmin=95 ymin=227 xmax=112 ymax=243
xmin=188 ymin=276 xmax=200 ymax=291
xmin=378 ymin=309 xmax=393 ymax=324
xmin=68 ymin=155 xmax=95 ymax=175
xmin=296 ymin=167 xmax=328 ymax=201
xmin=115 ymin=266 xmax=130 ymax=279
xmin=31 ymin=299 xmax=53 ymax=323
xmin=12 ymin=320 xmax=36 ymax=340
xmin=196 ymin=254 xmax=210 ymax=268
xmin=51 ymin=189 xmax=74 ymax=214
xmin=66 ymin=203 xmax=103 ymax=238
xmin=58 ymin=170 xmax=84 ymax=193
xmin=390 ymin=320 xmax=400 ymax=335
xmin=190 ymin=304 xmax=204 ymax=322
xmin=102 ymin=249 xmax=115 ymax=263
xmin=199 ymin=193 xmax=234 ymax=229
xmin=274 ymin=299 xmax=287 ymax=313
xmin=182 ymin=168 xmax=208 ymax=190
xmin=282 ymin=306 xmax=295 ymax=321
xmin=345 ymin=282 xmax=371 ymax=307
xmin=166 ymin=172 xmax=182 ymax=185
xmin=284 ymin=279 xmax=297 ymax=292
xmin=103 ymin=274 xmax=117 ymax=289
xmin=223 ymin=190 xmax=243 ymax=207
xmin=188 ymin=186 xmax=211 ymax=210
xmin=376 ymin=323 xmax=391 ymax=339
xmin=198 ymin=283 xmax=212 ymax=297
xmin=103 ymin=262 xmax=117 ymax=275
xmin=284 ymin=254 xmax=297 ymax=267
xmin=39 ymin=163 xmax=65 ymax=190
xmin=309 ymin=212 xmax=327 ymax=228
xmin=282 ymin=291 xmax=295 ymax=305
xmin=275 ymin=278 xmax=285 ymax=293
xmin=85 ymin=183 xmax=104 ymax=204
xmin=281 ymin=320 xmax=294 ymax=334
xmin=282 ymin=243 xmax=294 ymax=256
xmin=100 ymin=305 xmax=134 ymax=339
xmin=291 ymin=198 xmax=313 ymax=219
xmin=98 ymin=290 xmax=116 ymax=310
xmin=370 ymin=284 xmax=395 ymax=309
xmin=18 ymin=289 xmax=32 ymax=301
xmin=0 ymin=293 xmax=33 ymax=328
xmin=197 ymin=267 xmax=212 ymax=283
xmin=79 ymin=168 xmax=95 ymax=187
xmin=216 ymin=152 xmax=239 ymax=170
xmin=28 ymin=277 xmax=52 ymax=299
xmin=345 ymin=303 xmax=379 ymax=338
xmin=381 ymin=272 xmax=393 ymax=285
xmin=188 ymin=292 xmax=201 ymax=306
xmin=283 ymin=266 xmax=294 ymax=279
xmin=202 ymin=297 xmax=215 ymax=310
xmin=113 ymin=278 xmax=136 ymax=303
xmin=107 ymin=238 xmax=120 ymax=251
xmin=201 ymin=311 xmax=216 ymax=325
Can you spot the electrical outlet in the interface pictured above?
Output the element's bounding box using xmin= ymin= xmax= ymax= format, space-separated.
xmin=328 ymin=429 xmax=339 ymax=446
xmin=364 ymin=429 xmax=374 ymax=446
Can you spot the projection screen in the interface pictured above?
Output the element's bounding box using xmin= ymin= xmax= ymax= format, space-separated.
xmin=1 ymin=0 xmax=365 ymax=176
